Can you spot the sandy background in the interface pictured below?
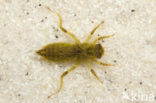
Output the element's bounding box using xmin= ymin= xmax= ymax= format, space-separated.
xmin=0 ymin=0 xmax=156 ymax=103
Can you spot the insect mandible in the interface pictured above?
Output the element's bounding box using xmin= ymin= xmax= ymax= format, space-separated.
xmin=36 ymin=6 xmax=115 ymax=98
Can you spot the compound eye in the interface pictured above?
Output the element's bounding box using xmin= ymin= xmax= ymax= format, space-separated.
xmin=95 ymin=44 xmax=101 ymax=50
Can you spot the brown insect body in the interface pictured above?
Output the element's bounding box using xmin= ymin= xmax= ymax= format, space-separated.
xmin=36 ymin=7 xmax=115 ymax=98
xmin=36 ymin=43 xmax=104 ymax=62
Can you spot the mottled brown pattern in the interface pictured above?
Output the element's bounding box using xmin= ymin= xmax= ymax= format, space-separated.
xmin=36 ymin=7 xmax=114 ymax=98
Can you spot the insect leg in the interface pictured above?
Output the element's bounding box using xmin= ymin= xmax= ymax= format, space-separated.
xmin=84 ymin=21 xmax=104 ymax=43
xmin=46 ymin=6 xmax=80 ymax=43
xmin=92 ymin=58 xmax=115 ymax=66
xmin=86 ymin=61 xmax=103 ymax=83
xmin=47 ymin=62 xmax=80 ymax=98
xmin=93 ymin=34 xmax=115 ymax=44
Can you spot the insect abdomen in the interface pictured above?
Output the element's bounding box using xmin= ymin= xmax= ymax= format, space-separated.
xmin=36 ymin=43 xmax=77 ymax=62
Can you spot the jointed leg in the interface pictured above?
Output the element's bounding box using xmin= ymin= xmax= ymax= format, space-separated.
xmin=86 ymin=61 xmax=103 ymax=83
xmin=84 ymin=21 xmax=104 ymax=43
xmin=92 ymin=58 xmax=115 ymax=66
xmin=47 ymin=62 xmax=80 ymax=98
xmin=93 ymin=34 xmax=115 ymax=44
xmin=46 ymin=6 xmax=80 ymax=43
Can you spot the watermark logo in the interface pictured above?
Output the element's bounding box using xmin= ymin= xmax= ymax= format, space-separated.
xmin=123 ymin=91 xmax=155 ymax=102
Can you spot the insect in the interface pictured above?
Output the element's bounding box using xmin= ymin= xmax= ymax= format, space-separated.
xmin=36 ymin=6 xmax=115 ymax=99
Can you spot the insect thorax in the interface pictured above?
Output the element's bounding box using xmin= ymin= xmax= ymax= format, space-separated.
xmin=75 ymin=43 xmax=104 ymax=60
